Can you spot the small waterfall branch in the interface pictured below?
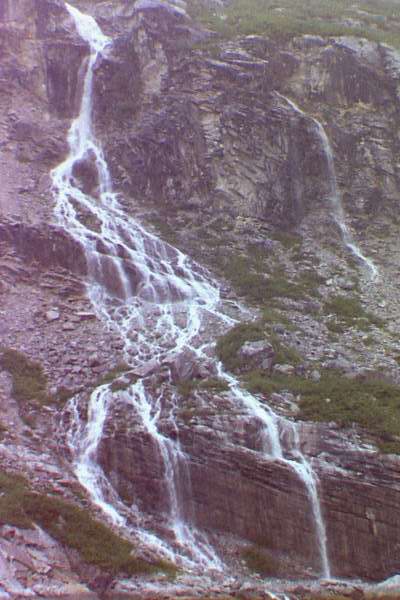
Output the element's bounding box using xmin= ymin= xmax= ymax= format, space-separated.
xmin=276 ymin=92 xmax=378 ymax=280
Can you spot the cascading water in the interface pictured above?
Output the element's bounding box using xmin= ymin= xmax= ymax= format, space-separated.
xmin=275 ymin=92 xmax=378 ymax=280
xmin=54 ymin=2 xmax=331 ymax=579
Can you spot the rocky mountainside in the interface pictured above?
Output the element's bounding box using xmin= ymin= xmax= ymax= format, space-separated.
xmin=1 ymin=0 xmax=400 ymax=598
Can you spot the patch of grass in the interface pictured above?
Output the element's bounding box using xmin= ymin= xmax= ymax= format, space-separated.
xmin=146 ymin=215 xmax=178 ymax=246
xmin=0 ymin=422 xmax=7 ymax=440
xmin=199 ymin=377 xmax=230 ymax=393
xmin=363 ymin=335 xmax=376 ymax=347
xmin=270 ymin=333 xmax=303 ymax=365
xmin=261 ymin=307 xmax=292 ymax=329
xmin=271 ymin=230 xmax=302 ymax=250
xmin=216 ymin=322 xmax=302 ymax=373
xmin=54 ymin=386 xmax=76 ymax=404
xmin=188 ymin=0 xmax=400 ymax=49
xmin=326 ymin=319 xmax=346 ymax=334
xmin=0 ymin=470 xmax=176 ymax=576
xmin=0 ymin=348 xmax=49 ymax=405
xmin=304 ymin=595 xmax=351 ymax=600
xmin=242 ymin=545 xmax=279 ymax=576
xmin=177 ymin=380 xmax=198 ymax=399
xmin=324 ymin=295 xmax=385 ymax=330
xmin=0 ymin=471 xmax=32 ymax=528
xmin=96 ymin=362 xmax=131 ymax=386
xmin=177 ymin=377 xmax=229 ymax=398
xmin=245 ymin=369 xmax=400 ymax=453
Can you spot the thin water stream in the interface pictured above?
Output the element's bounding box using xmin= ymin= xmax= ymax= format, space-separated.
xmin=54 ymin=3 xmax=331 ymax=578
xmin=275 ymin=92 xmax=378 ymax=280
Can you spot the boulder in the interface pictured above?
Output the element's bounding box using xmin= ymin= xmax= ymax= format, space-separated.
xmin=238 ymin=340 xmax=275 ymax=371
xmin=167 ymin=349 xmax=202 ymax=383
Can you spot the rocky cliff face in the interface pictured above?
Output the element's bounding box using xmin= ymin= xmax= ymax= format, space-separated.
xmin=1 ymin=1 xmax=400 ymax=599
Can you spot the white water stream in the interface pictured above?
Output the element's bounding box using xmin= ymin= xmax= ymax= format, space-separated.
xmin=53 ymin=3 xmax=330 ymax=579
xmin=276 ymin=92 xmax=378 ymax=280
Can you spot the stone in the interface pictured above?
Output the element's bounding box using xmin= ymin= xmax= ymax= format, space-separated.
xmin=167 ymin=349 xmax=201 ymax=383
xmin=273 ymin=363 xmax=295 ymax=376
xmin=132 ymin=359 xmax=160 ymax=378
xmin=45 ymin=308 xmax=60 ymax=322
xmin=310 ymin=369 xmax=321 ymax=382
xmin=324 ymin=357 xmax=352 ymax=372
xmin=239 ymin=340 xmax=274 ymax=359
xmin=88 ymin=354 xmax=101 ymax=367
xmin=261 ymin=357 xmax=274 ymax=371
xmin=337 ymin=277 xmax=356 ymax=291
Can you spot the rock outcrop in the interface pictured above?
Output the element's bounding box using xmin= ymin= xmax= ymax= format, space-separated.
xmin=92 ymin=8 xmax=400 ymax=237
xmin=98 ymin=386 xmax=400 ymax=581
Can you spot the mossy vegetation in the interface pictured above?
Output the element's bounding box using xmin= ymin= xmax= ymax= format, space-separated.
xmin=324 ymin=295 xmax=385 ymax=330
xmin=244 ymin=369 xmax=400 ymax=453
xmin=0 ymin=348 xmax=50 ymax=405
xmin=177 ymin=377 xmax=229 ymax=398
xmin=216 ymin=321 xmax=302 ymax=373
xmin=216 ymin=322 xmax=265 ymax=371
xmin=96 ymin=362 xmax=131 ymax=386
xmin=0 ymin=470 xmax=175 ymax=576
xmin=188 ymin=0 xmax=400 ymax=49
xmin=242 ymin=545 xmax=279 ymax=576
xmin=218 ymin=256 xmax=321 ymax=306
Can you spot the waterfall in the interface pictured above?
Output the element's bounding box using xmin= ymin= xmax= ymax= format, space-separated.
xmin=276 ymin=92 xmax=378 ymax=280
xmin=53 ymin=2 xmax=331 ymax=578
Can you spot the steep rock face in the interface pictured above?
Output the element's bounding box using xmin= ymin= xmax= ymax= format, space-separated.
xmin=98 ymin=385 xmax=400 ymax=581
xmin=0 ymin=0 xmax=88 ymax=222
xmin=92 ymin=7 xmax=400 ymax=233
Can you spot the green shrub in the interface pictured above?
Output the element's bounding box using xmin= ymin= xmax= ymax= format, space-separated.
xmin=271 ymin=230 xmax=302 ymax=250
xmin=199 ymin=377 xmax=230 ymax=393
xmin=177 ymin=380 xmax=198 ymax=399
xmin=245 ymin=369 xmax=400 ymax=453
xmin=324 ymin=295 xmax=385 ymax=330
xmin=242 ymin=545 xmax=279 ymax=576
xmin=177 ymin=377 xmax=229 ymax=398
xmin=270 ymin=333 xmax=303 ymax=365
xmin=188 ymin=0 xmax=400 ymax=49
xmin=96 ymin=362 xmax=131 ymax=386
xmin=0 ymin=470 xmax=175 ymax=576
xmin=0 ymin=348 xmax=49 ymax=405
xmin=0 ymin=471 xmax=32 ymax=528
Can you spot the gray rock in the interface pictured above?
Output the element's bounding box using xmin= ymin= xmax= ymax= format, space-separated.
xmin=273 ymin=363 xmax=295 ymax=376
xmin=167 ymin=349 xmax=201 ymax=383
xmin=239 ymin=340 xmax=274 ymax=359
xmin=310 ymin=369 xmax=321 ymax=382
xmin=261 ymin=357 xmax=274 ymax=372
xmin=132 ymin=359 xmax=160 ymax=378
xmin=337 ymin=277 xmax=356 ymax=291
xmin=45 ymin=309 xmax=59 ymax=322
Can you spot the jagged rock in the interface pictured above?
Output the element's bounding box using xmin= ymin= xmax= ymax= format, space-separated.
xmin=167 ymin=349 xmax=202 ymax=383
